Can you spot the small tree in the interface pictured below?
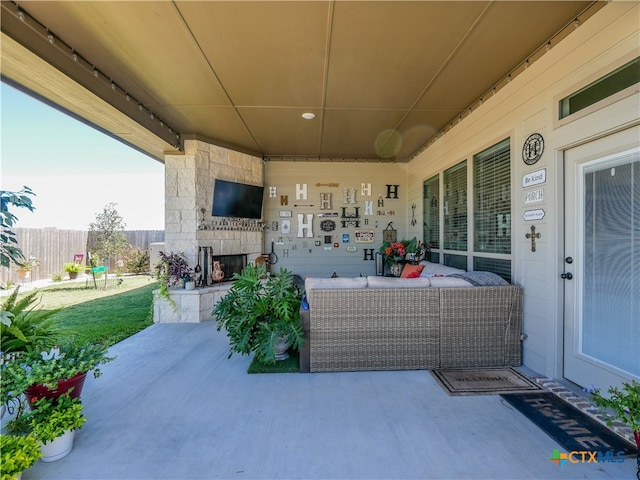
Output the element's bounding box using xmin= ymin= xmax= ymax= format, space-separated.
xmin=89 ymin=202 xmax=128 ymax=266
xmin=1 ymin=186 xmax=36 ymax=268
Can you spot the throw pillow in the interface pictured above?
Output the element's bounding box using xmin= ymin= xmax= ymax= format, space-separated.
xmin=400 ymin=263 xmax=424 ymax=278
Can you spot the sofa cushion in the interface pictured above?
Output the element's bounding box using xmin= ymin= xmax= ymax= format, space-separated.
xmin=419 ymin=261 xmax=465 ymax=277
xmin=448 ymin=271 xmax=510 ymax=286
xmin=400 ymin=263 xmax=424 ymax=278
xmin=305 ymin=277 xmax=368 ymax=291
xmin=367 ymin=276 xmax=431 ymax=289
xmin=429 ymin=276 xmax=473 ymax=287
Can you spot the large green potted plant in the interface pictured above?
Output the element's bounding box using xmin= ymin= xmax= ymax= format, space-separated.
xmin=590 ymin=379 xmax=640 ymax=451
xmin=1 ymin=286 xmax=66 ymax=354
xmin=63 ymin=262 xmax=83 ymax=280
xmin=0 ymin=433 xmax=41 ymax=479
xmin=8 ymin=392 xmax=86 ymax=462
xmin=1 ymin=341 xmax=115 ymax=411
xmin=213 ymin=264 xmax=304 ymax=365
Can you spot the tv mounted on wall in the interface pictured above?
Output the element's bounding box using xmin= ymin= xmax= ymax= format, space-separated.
xmin=211 ymin=179 xmax=264 ymax=219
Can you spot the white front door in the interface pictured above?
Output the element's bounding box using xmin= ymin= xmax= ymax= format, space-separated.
xmin=563 ymin=125 xmax=640 ymax=390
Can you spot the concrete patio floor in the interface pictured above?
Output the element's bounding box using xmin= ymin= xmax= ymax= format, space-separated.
xmin=20 ymin=322 xmax=636 ymax=480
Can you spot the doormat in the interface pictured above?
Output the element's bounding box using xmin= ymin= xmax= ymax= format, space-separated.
xmin=430 ymin=367 xmax=543 ymax=396
xmin=247 ymin=351 xmax=299 ymax=374
xmin=502 ymin=392 xmax=638 ymax=456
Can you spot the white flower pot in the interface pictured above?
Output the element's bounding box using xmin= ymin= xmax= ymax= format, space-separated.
xmin=40 ymin=429 xmax=76 ymax=462
xmin=185 ymin=281 xmax=196 ymax=290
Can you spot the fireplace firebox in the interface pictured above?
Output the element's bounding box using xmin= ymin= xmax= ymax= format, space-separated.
xmin=209 ymin=254 xmax=247 ymax=283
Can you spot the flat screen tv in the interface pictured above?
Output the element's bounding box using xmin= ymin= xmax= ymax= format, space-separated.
xmin=211 ymin=179 xmax=264 ymax=219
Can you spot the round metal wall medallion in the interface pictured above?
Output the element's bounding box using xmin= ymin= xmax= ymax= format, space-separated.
xmin=522 ymin=133 xmax=544 ymax=165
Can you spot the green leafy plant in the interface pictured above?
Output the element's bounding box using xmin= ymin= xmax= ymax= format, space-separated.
xmin=1 ymin=186 xmax=36 ymax=269
xmin=8 ymin=392 xmax=86 ymax=444
xmin=64 ymin=262 xmax=83 ymax=274
xmin=0 ymin=433 xmax=41 ymax=480
xmin=15 ymin=341 xmax=115 ymax=390
xmin=153 ymin=251 xmax=193 ymax=309
xmin=589 ymin=379 xmax=640 ymax=434
xmin=213 ymin=264 xmax=303 ymax=365
xmin=0 ymin=354 xmax=31 ymax=410
xmin=124 ymin=246 xmax=150 ymax=274
xmin=1 ymin=286 xmax=67 ymax=353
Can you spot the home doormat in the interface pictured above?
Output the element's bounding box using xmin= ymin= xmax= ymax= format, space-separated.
xmin=502 ymin=392 xmax=638 ymax=456
xmin=430 ymin=367 xmax=543 ymax=396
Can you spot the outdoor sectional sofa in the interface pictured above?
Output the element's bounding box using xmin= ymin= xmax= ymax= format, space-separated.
xmin=299 ymin=262 xmax=523 ymax=373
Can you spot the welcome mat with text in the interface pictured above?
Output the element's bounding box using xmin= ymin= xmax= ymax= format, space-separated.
xmin=431 ymin=367 xmax=543 ymax=396
xmin=502 ymin=392 xmax=638 ymax=456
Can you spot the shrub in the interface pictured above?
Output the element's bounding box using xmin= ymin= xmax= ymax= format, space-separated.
xmin=124 ymin=247 xmax=150 ymax=274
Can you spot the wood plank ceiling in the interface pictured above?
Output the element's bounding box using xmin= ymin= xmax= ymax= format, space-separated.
xmin=1 ymin=1 xmax=601 ymax=162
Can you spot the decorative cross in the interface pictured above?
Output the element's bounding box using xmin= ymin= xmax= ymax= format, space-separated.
xmin=525 ymin=225 xmax=541 ymax=252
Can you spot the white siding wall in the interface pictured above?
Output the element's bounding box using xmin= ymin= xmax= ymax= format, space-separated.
xmin=407 ymin=2 xmax=640 ymax=377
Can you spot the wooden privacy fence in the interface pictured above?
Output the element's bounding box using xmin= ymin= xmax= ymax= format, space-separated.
xmin=0 ymin=228 xmax=164 ymax=285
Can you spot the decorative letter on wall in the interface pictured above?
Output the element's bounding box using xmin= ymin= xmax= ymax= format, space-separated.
xmin=386 ymin=184 xmax=399 ymax=199
xmin=361 ymin=183 xmax=371 ymax=197
xmin=320 ymin=193 xmax=332 ymax=210
xmin=342 ymin=188 xmax=357 ymax=204
xmin=364 ymin=200 xmax=373 ymax=216
xmin=296 ymin=184 xmax=308 ymax=200
xmin=269 ymin=186 xmax=277 ymax=198
xmin=297 ymin=213 xmax=314 ymax=238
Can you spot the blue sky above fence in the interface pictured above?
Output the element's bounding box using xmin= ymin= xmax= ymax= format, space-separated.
xmin=1 ymin=83 xmax=165 ymax=230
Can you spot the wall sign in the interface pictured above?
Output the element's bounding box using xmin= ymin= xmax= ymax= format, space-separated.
xmin=523 ymin=209 xmax=545 ymax=221
xmin=355 ymin=230 xmax=375 ymax=243
xmin=522 ymin=168 xmax=546 ymax=188
xmin=320 ymin=220 xmax=336 ymax=232
xmin=524 ymin=188 xmax=544 ymax=205
xmin=522 ymin=133 xmax=544 ymax=165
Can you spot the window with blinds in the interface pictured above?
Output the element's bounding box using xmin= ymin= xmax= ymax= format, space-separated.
xmin=443 ymin=160 xmax=467 ymax=251
xmin=423 ymin=175 xmax=439 ymax=249
xmin=473 ymin=138 xmax=511 ymax=255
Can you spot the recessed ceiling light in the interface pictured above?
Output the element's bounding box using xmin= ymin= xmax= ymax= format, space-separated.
xmin=302 ymin=112 xmax=315 ymax=120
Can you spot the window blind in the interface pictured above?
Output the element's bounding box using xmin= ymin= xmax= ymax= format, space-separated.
xmin=473 ymin=138 xmax=511 ymax=255
xmin=423 ymin=175 xmax=439 ymax=249
xmin=443 ymin=161 xmax=467 ymax=251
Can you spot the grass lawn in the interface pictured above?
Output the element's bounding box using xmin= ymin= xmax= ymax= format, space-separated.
xmin=17 ymin=275 xmax=159 ymax=346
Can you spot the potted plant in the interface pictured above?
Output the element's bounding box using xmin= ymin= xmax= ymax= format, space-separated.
xmin=0 ymin=433 xmax=42 ymax=479
xmin=213 ymin=264 xmax=304 ymax=365
xmin=1 ymin=286 xmax=67 ymax=354
xmin=15 ymin=258 xmax=39 ymax=281
xmin=3 ymin=341 xmax=115 ymax=409
xmin=153 ymin=251 xmax=194 ymax=306
xmin=63 ymin=262 xmax=83 ymax=280
xmin=8 ymin=392 xmax=86 ymax=462
xmin=589 ymin=379 xmax=640 ymax=451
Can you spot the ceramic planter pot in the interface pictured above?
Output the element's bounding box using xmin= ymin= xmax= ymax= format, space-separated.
xmin=40 ymin=429 xmax=75 ymax=462
xmin=24 ymin=371 xmax=88 ymax=408
xmin=274 ymin=336 xmax=291 ymax=361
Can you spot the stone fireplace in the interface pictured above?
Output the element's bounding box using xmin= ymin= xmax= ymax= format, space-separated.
xmin=153 ymin=139 xmax=264 ymax=323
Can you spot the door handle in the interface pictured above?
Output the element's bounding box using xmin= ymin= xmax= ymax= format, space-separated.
xmin=565 ymin=256 xmax=573 ymax=264
xmin=561 ymin=272 xmax=573 ymax=280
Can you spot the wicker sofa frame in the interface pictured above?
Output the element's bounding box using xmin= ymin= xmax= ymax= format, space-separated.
xmin=299 ymin=285 xmax=523 ymax=373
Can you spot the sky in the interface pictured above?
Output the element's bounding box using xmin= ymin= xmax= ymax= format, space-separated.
xmin=1 ymin=83 xmax=165 ymax=231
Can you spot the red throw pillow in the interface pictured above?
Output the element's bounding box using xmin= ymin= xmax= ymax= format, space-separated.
xmin=400 ymin=263 xmax=424 ymax=278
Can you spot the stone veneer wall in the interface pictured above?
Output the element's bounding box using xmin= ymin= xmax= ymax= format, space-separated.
xmin=155 ymin=139 xmax=264 ymax=323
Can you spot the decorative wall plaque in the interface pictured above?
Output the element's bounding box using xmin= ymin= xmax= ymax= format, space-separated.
xmin=355 ymin=230 xmax=374 ymax=243
xmin=320 ymin=220 xmax=336 ymax=232
xmin=522 ymin=133 xmax=544 ymax=165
